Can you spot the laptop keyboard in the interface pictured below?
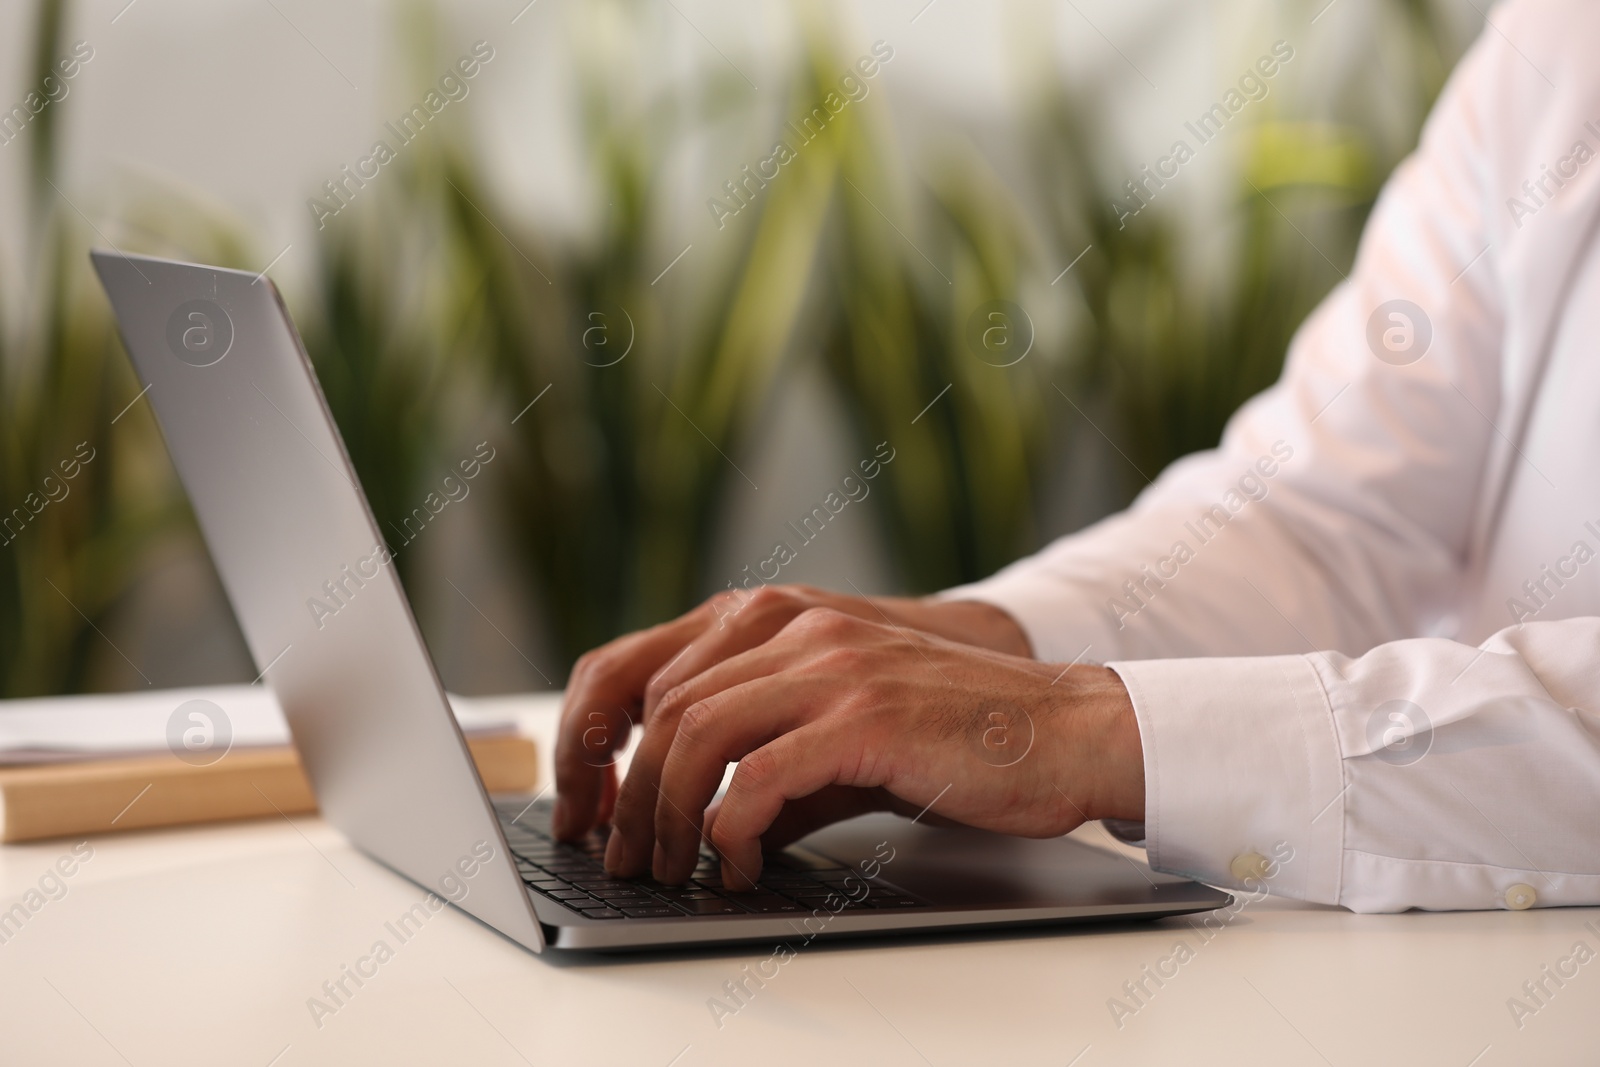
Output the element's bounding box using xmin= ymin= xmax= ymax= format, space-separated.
xmin=493 ymin=799 xmax=926 ymax=921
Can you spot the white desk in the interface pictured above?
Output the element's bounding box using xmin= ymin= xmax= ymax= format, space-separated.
xmin=2 ymin=694 xmax=1596 ymax=1066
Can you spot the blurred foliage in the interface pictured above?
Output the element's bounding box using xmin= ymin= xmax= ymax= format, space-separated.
xmin=296 ymin=157 xmax=471 ymax=587
xmin=457 ymin=0 xmax=840 ymax=665
xmin=1034 ymin=2 xmax=1462 ymax=494
xmin=0 ymin=214 xmax=166 ymax=698
xmin=820 ymin=60 xmax=1054 ymax=590
xmin=1 ymin=0 xmax=1474 ymax=695
xmin=0 ymin=0 xmax=255 ymax=697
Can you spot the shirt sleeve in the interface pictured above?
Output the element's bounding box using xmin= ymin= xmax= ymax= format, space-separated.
xmin=942 ymin=6 xmax=1600 ymax=910
xmin=942 ymin=8 xmax=1513 ymax=669
xmin=1113 ymin=619 xmax=1600 ymax=913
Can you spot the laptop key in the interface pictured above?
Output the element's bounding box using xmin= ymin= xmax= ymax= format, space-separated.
xmin=757 ymin=871 xmax=815 ymax=885
xmin=619 ymin=906 xmax=681 ymax=918
xmin=630 ymin=877 xmax=674 ymax=890
xmin=526 ymin=879 xmax=567 ymax=891
xmin=739 ymin=898 xmax=805 ymax=914
xmin=579 ymin=908 xmax=625 ymax=919
xmin=656 ymin=889 xmax=721 ymax=902
xmin=719 ymin=893 xmax=804 ymax=913
xmin=548 ymin=889 xmax=592 ymax=901
xmin=674 ymin=898 xmax=745 ymax=916
xmin=590 ymin=889 xmax=651 ymax=901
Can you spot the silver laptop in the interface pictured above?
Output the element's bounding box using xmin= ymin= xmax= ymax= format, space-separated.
xmin=92 ymin=250 xmax=1231 ymax=952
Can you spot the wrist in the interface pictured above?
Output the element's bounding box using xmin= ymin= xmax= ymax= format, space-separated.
xmin=1094 ymin=666 xmax=1146 ymax=822
xmin=1051 ymin=665 xmax=1146 ymax=823
xmin=912 ymin=597 xmax=1034 ymax=657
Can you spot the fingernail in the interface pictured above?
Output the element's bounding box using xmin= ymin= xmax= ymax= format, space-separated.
xmin=723 ymin=859 xmax=751 ymax=891
xmin=604 ymin=830 xmax=626 ymax=874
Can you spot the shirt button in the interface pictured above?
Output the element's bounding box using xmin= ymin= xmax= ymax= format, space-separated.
xmin=1230 ymin=852 xmax=1270 ymax=882
xmin=1505 ymin=883 xmax=1537 ymax=910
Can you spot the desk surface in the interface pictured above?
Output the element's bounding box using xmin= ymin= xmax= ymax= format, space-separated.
xmin=2 ymin=694 xmax=1596 ymax=1067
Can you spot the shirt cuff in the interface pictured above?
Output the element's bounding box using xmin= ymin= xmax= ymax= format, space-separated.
xmin=1108 ymin=653 xmax=1346 ymax=905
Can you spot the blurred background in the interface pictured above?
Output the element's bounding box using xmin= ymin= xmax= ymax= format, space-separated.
xmin=0 ymin=0 xmax=1476 ymax=698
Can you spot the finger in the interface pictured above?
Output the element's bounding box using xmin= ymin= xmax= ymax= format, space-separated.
xmin=553 ymin=608 xmax=709 ymax=839
xmin=707 ymin=785 xmax=889 ymax=852
xmin=595 ymin=763 xmax=619 ymax=826
xmin=709 ymin=724 xmax=852 ymax=890
xmin=641 ymin=588 xmax=813 ymax=721
xmin=650 ymin=622 xmax=846 ymax=723
xmin=651 ymin=679 xmax=826 ymax=883
xmin=606 ymin=634 xmax=843 ymax=876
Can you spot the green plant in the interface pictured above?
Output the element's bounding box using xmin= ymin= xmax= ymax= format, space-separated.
xmin=0 ymin=0 xmax=253 ymax=696
xmin=1032 ymin=1 xmax=1470 ymax=501
xmin=448 ymin=0 xmax=839 ymax=666
xmin=0 ymin=0 xmax=1476 ymax=698
xmin=819 ymin=54 xmax=1056 ymax=593
xmin=294 ymin=159 xmax=473 ymax=587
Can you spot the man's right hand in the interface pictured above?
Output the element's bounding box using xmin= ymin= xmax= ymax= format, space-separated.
xmin=550 ymin=583 xmax=1032 ymax=841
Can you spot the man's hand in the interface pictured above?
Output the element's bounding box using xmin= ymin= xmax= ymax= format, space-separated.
xmin=551 ymin=584 xmax=1033 ymax=841
xmin=551 ymin=586 xmax=1144 ymax=890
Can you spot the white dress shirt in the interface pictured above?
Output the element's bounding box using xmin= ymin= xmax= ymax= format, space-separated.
xmin=947 ymin=0 xmax=1600 ymax=912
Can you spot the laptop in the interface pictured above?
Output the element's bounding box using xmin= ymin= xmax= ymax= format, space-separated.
xmin=91 ymin=250 xmax=1231 ymax=952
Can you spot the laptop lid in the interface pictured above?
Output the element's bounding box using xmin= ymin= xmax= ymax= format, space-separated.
xmin=91 ymin=250 xmax=546 ymax=953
